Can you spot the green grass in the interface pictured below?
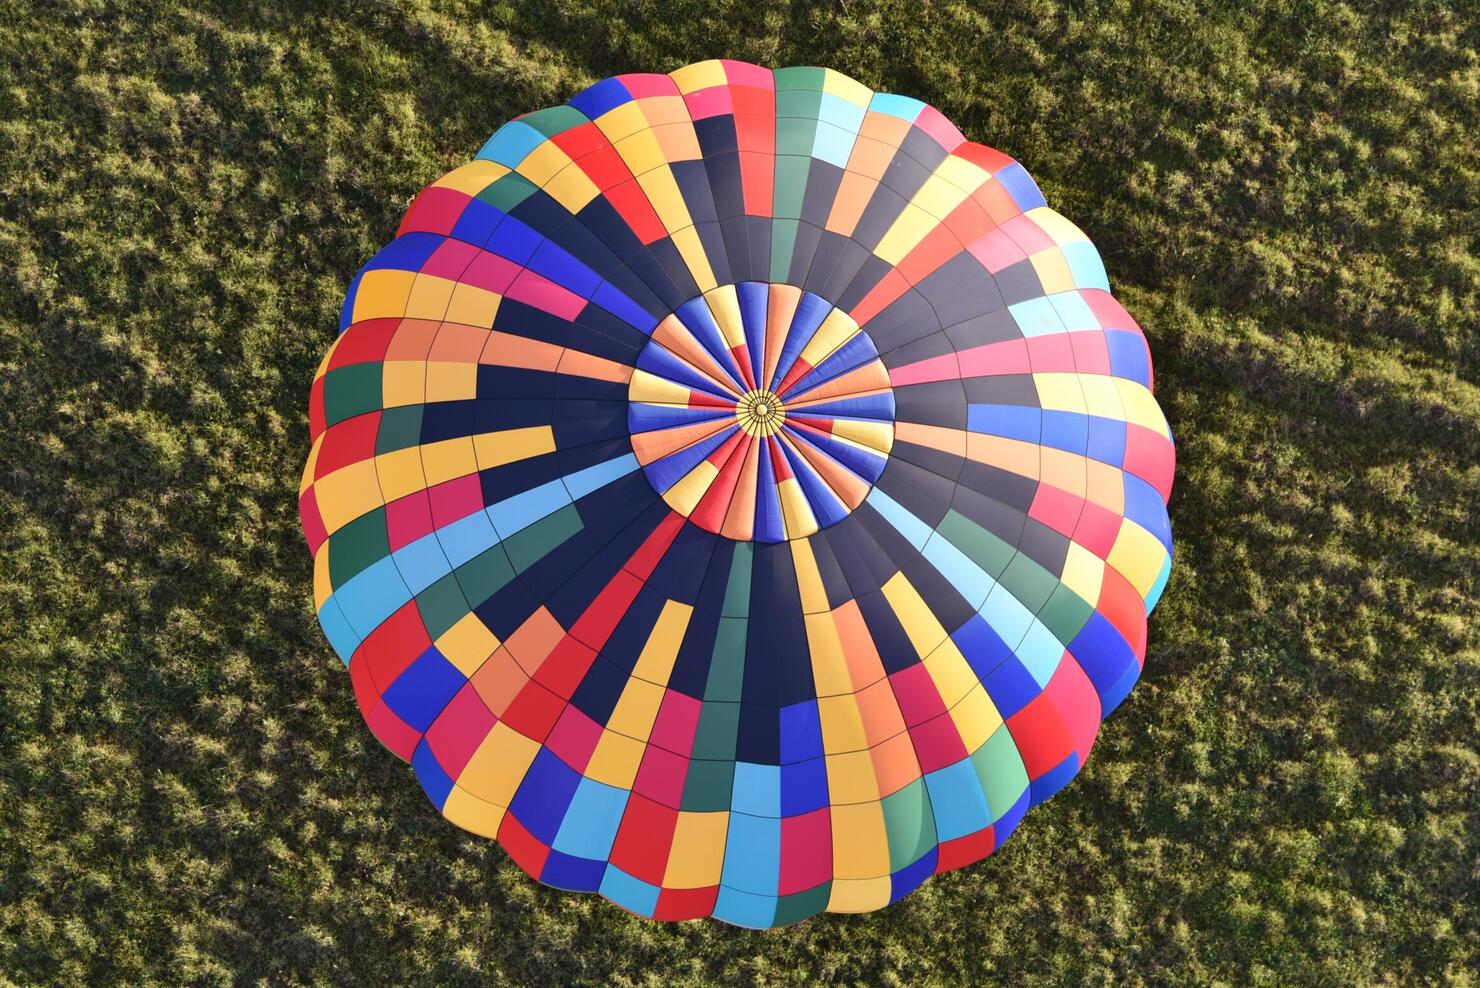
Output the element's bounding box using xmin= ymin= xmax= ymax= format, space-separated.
xmin=2 ymin=1 xmax=1476 ymax=984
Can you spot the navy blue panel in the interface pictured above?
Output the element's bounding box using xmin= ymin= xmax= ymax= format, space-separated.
xmin=855 ymin=588 xmax=919 ymax=675
xmin=419 ymin=399 xmax=478 ymax=444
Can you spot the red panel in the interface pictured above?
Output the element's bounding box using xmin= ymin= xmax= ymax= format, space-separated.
xmin=603 ymin=179 xmax=669 ymax=244
xmin=935 ymin=825 xmax=996 ymax=873
xmin=1072 ymin=500 xmax=1123 ymax=559
xmin=1004 ymin=689 xmax=1075 ymax=780
xmin=1029 ymin=483 xmax=1086 ymax=538
xmin=632 ymin=743 xmax=689 ymax=808
xmin=909 ymin=711 xmax=970 ymax=774
xmin=607 ymin=793 xmax=678 ymax=885
xmin=300 ymin=490 xmax=329 ymax=555
xmin=1097 ymin=566 xmax=1148 ymax=662
xmin=399 ymin=187 xmax=470 ymax=236
xmin=778 ymin=808 xmax=832 ymax=895
xmin=1042 ymin=656 xmax=1102 ymax=763
xmin=329 ymin=318 xmax=401 ymax=370
xmin=550 ymin=121 xmax=608 ymax=160
xmin=653 ymin=885 xmax=718 ymax=922
xmin=363 ymin=600 xmax=432 ymax=691
xmin=545 ymin=703 xmax=603 ymax=772
xmin=314 ymin=411 xmax=381 ymax=479
xmin=532 ymin=635 xmax=599 ymax=699
xmin=424 ymin=683 xmax=496 ymax=777
xmin=498 ymin=812 xmax=551 ymax=879
xmin=888 ymin=663 xmax=948 ymax=727
xmin=428 ymin=473 xmax=485 ymax=529
xmin=499 ymin=680 xmax=566 ymax=742
xmin=1123 ymin=424 xmax=1175 ymax=500
xmin=569 ymin=570 xmax=643 ymax=649
xmin=385 ymin=490 xmax=435 ymax=552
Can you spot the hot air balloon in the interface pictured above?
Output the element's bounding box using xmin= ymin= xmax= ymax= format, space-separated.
xmin=300 ymin=61 xmax=1174 ymax=928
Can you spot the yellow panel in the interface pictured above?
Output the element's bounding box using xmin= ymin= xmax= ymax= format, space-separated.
xmin=805 ymin=611 xmax=851 ymax=696
xmin=1025 ymin=206 xmax=1089 ymax=244
xmin=375 ymin=446 xmax=428 ymax=503
xmin=818 ymin=695 xmax=870 ymax=754
xmin=595 ymin=101 xmax=649 ymax=142
xmin=640 ymin=96 xmax=691 ymax=128
xmin=790 ymin=539 xmax=830 ymax=615
xmin=313 ymin=544 xmax=332 ymax=609
xmin=543 ymin=162 xmax=601 ymax=213
xmin=825 ymin=749 xmax=880 ymax=804
xmin=1115 ymin=379 xmax=1171 ymax=437
xmin=796 ymin=309 xmax=859 ymax=371
xmin=821 ymin=69 xmax=873 ymax=108
xmin=432 ymin=159 xmax=509 ymax=195
xmin=880 ymin=572 xmax=947 ymax=658
xmin=628 ymin=368 xmax=697 ymax=405
xmin=584 ymin=729 xmax=646 ymax=789
xmin=436 ymin=612 xmax=501 ymax=677
xmin=632 ymin=599 xmax=692 ymax=683
xmin=515 ymin=139 xmax=572 ymax=188
xmin=671 ymin=59 xmax=728 ymax=94
xmin=1034 ymin=372 xmax=1090 ymax=414
xmin=1060 ymin=540 xmax=1106 ymax=603
xmin=703 ymin=284 xmax=746 ymax=351
xmin=381 ymin=360 xmax=427 ymax=408
xmin=950 ymin=684 xmax=1004 ymax=754
xmin=459 ymin=721 xmax=540 ymax=805
xmin=830 ymin=801 xmax=889 ymax=878
xmin=965 ymin=433 xmax=1040 ymax=480
xmin=1107 ymin=521 xmax=1168 ymax=597
xmin=615 ymin=130 xmax=670 ymax=178
xmin=405 ymin=274 xmax=456 ymax=320
xmin=606 ymin=679 xmax=666 ymax=740
xmin=301 ymin=435 xmax=322 ymax=494
xmin=664 ymin=811 xmax=729 ymax=888
xmin=936 ymin=154 xmax=991 ymax=194
xmin=777 ymin=477 xmax=818 ymax=540
xmin=922 ymin=639 xmax=978 ymax=708
xmin=351 ymin=269 xmax=416 ymax=322
xmin=634 ymin=166 xmax=687 ymax=226
xmin=314 ymin=460 xmax=383 ymax=533
xmin=472 ymin=425 xmax=556 ymax=469
xmin=1040 ymin=447 xmax=1088 ymax=497
xmin=872 ymin=202 xmax=935 ymax=266
xmin=425 ymin=361 xmax=478 ymax=402
xmin=1077 ymin=373 xmax=1123 ymax=419
xmin=828 ymin=876 xmax=892 ymax=914
xmin=663 ymin=460 xmax=718 ymax=516
xmin=441 ymin=785 xmax=506 ymax=839
xmin=911 ymin=173 xmax=972 ymax=222
xmin=651 ymin=121 xmax=703 ymax=162
xmin=1085 ymin=458 xmax=1126 ymax=514
xmin=420 ymin=436 xmax=479 ymax=487
xmin=1030 ymin=248 xmax=1076 ymax=295
xmin=669 ymin=225 xmax=717 ymax=292
xmin=444 ymin=283 xmax=502 ymax=328
xmin=828 ymin=417 xmax=894 ymax=453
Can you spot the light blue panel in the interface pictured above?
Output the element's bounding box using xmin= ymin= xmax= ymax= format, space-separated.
xmin=924 ymin=759 xmax=993 ymax=841
xmin=393 ymin=532 xmax=454 ymax=594
xmin=335 ymin=555 xmax=412 ymax=638
xmin=712 ymin=885 xmax=778 ymax=929
xmin=868 ymin=92 xmax=926 ymax=122
xmin=864 ymin=487 xmax=932 ymax=550
xmin=317 ymin=599 xmax=362 ymax=664
xmin=564 ymin=452 xmax=639 ymax=501
xmin=599 ymin=865 xmax=660 ymax=918
xmin=1048 ymin=291 xmax=1101 ymax=334
xmin=475 ymin=121 xmax=546 ymax=166
xmin=1146 ymin=552 xmax=1173 ymax=613
xmin=730 ymin=762 xmax=782 ymax=818
xmin=1008 ymin=296 xmax=1067 ymax=338
xmin=1060 ymin=241 xmax=1111 ymax=292
xmin=810 ymin=120 xmax=858 ymax=169
xmin=719 ymin=812 xmax=781 ymax=895
xmin=816 ymin=92 xmax=866 ymax=133
xmin=978 ymin=582 xmax=1035 ymax=649
xmin=921 ymin=532 xmax=995 ymax=609
xmin=487 ymin=479 xmax=570 ymax=539
xmin=437 ymin=510 xmax=501 ymax=568
xmin=552 ymin=778 xmax=630 ymax=859
xmin=1015 ymin=619 xmax=1067 ymax=688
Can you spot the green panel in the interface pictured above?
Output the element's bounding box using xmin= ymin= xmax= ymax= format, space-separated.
xmin=776 ymin=88 xmax=825 ymax=120
xmin=415 ymin=573 xmax=471 ymax=641
xmin=938 ymin=510 xmax=1015 ymax=578
xmin=771 ymin=156 xmax=811 ymax=219
xmin=775 ymin=115 xmax=819 ymax=157
xmin=504 ymin=504 xmax=582 ymax=573
xmin=998 ymin=552 xmax=1058 ymax=612
xmin=705 ymin=618 xmax=747 ymax=701
xmin=722 ymin=544 xmax=752 ymax=617
xmin=972 ymin=725 xmax=1030 ymax=821
xmin=680 ymin=759 xmax=735 ymax=812
xmin=518 ymin=104 xmax=588 ymax=136
xmin=769 ymin=218 xmax=800 ymax=282
xmin=476 ymin=173 xmax=538 ymax=211
xmin=881 ymin=778 xmax=937 ymax=870
xmin=327 ymin=507 xmax=389 ymax=588
xmin=374 ymin=404 xmax=424 ymax=455
xmin=323 ymin=363 xmax=382 ymax=428
xmin=453 ymin=545 xmax=515 ymax=607
xmin=773 ymin=66 xmax=826 ymax=91
xmin=773 ymin=883 xmax=831 ymax=926
xmin=689 ymin=702 xmax=740 ymax=761
xmin=1038 ymin=583 xmax=1094 ymax=645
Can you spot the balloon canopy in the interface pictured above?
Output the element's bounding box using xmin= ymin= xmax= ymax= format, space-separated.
xmin=301 ymin=61 xmax=1174 ymax=928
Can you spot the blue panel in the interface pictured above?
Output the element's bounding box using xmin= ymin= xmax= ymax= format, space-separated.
xmin=711 ymin=885 xmax=777 ymax=929
xmin=317 ymin=599 xmax=363 ymax=663
xmin=967 ymin=403 xmax=1041 ymax=443
xmin=363 ymin=231 xmax=444 ymax=273
xmin=1060 ymin=240 xmax=1110 ymax=291
xmin=476 ymin=120 xmax=548 ymax=166
xmin=1029 ymin=751 xmax=1080 ymax=807
xmin=540 ymin=849 xmax=607 ymax=892
xmin=1048 ymin=290 xmax=1100 ymax=333
xmin=730 ymin=762 xmax=782 ymax=818
xmin=412 ymin=739 xmax=455 ymax=808
xmin=552 ymin=777 xmax=630 ymax=858
xmin=336 ymin=556 xmax=413 ymax=638
xmin=925 ymin=759 xmax=993 ymax=841
xmin=951 ymin=612 xmax=1017 ymax=681
xmin=778 ymin=701 xmax=824 ymax=764
xmin=487 ymin=479 xmax=571 ymax=538
xmin=1123 ymin=474 xmax=1172 ymax=550
xmin=382 ymin=647 xmax=465 ymax=732
xmin=720 ymin=812 xmax=781 ymax=894
xmin=568 ymin=77 xmax=633 ymax=119
xmin=599 ymin=865 xmax=661 ymax=918
xmin=438 ymin=511 xmax=502 ymax=568
xmin=392 ymin=533 xmax=454 ymax=595
xmin=889 ymin=847 xmax=937 ymax=904
xmin=780 ymin=757 xmax=829 ymax=815
xmin=994 ymin=162 xmax=1047 ymax=210
xmin=868 ymin=92 xmax=926 ymax=122
xmin=983 ymin=655 xmax=1042 ymax=719
xmin=1041 ymin=409 xmax=1090 ymax=454
xmin=509 ymin=748 xmax=582 ymax=845
xmin=564 ymin=453 xmax=639 ymax=501
xmin=1105 ymin=329 xmax=1151 ymax=387
xmin=1067 ymin=610 xmax=1137 ymax=700
xmin=1086 ymin=415 xmax=1128 ymax=466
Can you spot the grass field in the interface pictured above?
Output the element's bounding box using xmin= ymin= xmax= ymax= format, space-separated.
xmin=2 ymin=1 xmax=1477 ymax=984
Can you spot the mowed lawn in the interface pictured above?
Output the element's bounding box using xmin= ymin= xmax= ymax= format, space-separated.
xmin=2 ymin=1 xmax=1476 ymax=984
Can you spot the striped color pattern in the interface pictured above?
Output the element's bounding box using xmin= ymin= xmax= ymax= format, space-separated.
xmin=300 ymin=61 xmax=1175 ymax=929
